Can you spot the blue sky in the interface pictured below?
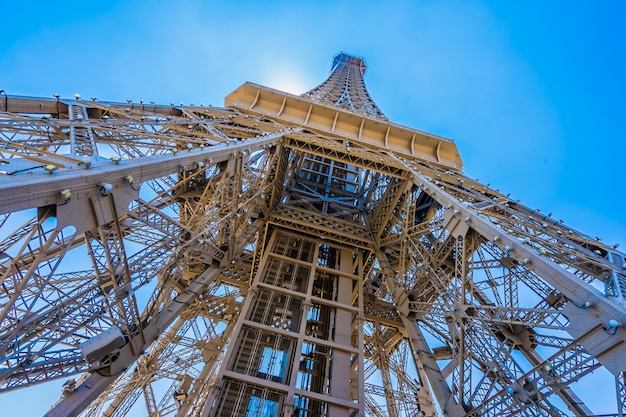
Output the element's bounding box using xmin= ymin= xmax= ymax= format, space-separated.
xmin=1 ymin=0 xmax=625 ymax=415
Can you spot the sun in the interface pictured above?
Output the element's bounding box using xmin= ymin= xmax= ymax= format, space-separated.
xmin=263 ymin=68 xmax=312 ymax=96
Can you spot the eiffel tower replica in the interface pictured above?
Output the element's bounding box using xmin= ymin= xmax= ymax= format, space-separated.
xmin=0 ymin=53 xmax=625 ymax=417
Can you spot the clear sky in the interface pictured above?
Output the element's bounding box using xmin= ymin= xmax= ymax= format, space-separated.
xmin=0 ymin=0 xmax=624 ymax=415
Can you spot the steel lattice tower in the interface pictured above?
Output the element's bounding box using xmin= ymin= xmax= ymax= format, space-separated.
xmin=0 ymin=53 xmax=625 ymax=417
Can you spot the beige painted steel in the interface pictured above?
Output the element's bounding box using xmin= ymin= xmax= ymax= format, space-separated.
xmin=1 ymin=53 xmax=625 ymax=417
xmin=202 ymin=230 xmax=365 ymax=416
xmin=225 ymin=82 xmax=463 ymax=170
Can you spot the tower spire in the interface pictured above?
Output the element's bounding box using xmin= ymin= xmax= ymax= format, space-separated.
xmin=302 ymin=52 xmax=387 ymax=120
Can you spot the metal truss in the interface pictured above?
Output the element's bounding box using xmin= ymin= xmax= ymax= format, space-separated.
xmin=0 ymin=52 xmax=624 ymax=417
xmin=301 ymin=52 xmax=387 ymax=120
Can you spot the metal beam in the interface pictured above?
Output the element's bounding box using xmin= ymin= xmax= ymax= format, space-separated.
xmin=0 ymin=132 xmax=286 ymax=214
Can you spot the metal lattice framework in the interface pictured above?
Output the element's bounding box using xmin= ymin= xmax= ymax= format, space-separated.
xmin=0 ymin=52 xmax=625 ymax=417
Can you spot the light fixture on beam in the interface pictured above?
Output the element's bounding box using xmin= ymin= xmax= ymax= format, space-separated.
xmin=60 ymin=189 xmax=71 ymax=200
xmin=44 ymin=164 xmax=58 ymax=174
xmin=99 ymin=182 xmax=113 ymax=196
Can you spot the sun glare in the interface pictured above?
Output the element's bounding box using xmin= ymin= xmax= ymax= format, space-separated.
xmin=264 ymin=69 xmax=312 ymax=95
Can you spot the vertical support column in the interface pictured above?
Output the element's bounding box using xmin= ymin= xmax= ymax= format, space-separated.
xmin=203 ymin=230 xmax=361 ymax=417
xmin=617 ymin=372 xmax=626 ymax=417
xmin=327 ymin=249 xmax=357 ymax=417
xmin=405 ymin=334 xmax=438 ymax=416
xmin=201 ymin=230 xmax=281 ymax=416
xmin=372 ymin=325 xmax=399 ymax=417
xmin=453 ymin=235 xmax=472 ymax=409
xmin=378 ymin=249 xmax=466 ymax=417
xmin=356 ymin=255 xmax=365 ymax=414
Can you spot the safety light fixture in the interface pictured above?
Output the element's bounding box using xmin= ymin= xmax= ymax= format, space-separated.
xmin=60 ymin=189 xmax=71 ymax=200
xmin=99 ymin=182 xmax=113 ymax=196
xmin=44 ymin=164 xmax=58 ymax=174
xmin=608 ymin=319 xmax=621 ymax=328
